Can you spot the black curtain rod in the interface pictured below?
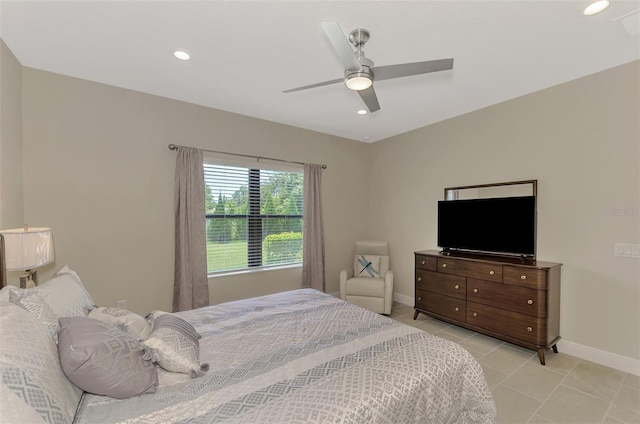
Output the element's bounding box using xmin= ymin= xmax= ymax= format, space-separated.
xmin=168 ymin=144 xmax=326 ymax=169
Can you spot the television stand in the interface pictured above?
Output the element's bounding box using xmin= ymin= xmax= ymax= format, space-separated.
xmin=414 ymin=250 xmax=561 ymax=365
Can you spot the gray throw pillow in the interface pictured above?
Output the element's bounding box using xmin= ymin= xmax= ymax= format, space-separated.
xmin=57 ymin=317 xmax=158 ymax=399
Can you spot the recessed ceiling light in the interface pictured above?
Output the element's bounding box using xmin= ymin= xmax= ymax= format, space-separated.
xmin=174 ymin=51 xmax=190 ymax=61
xmin=357 ymin=109 xmax=368 ymax=115
xmin=583 ymin=0 xmax=610 ymax=16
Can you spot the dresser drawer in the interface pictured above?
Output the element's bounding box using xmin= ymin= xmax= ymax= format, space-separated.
xmin=504 ymin=266 xmax=547 ymax=289
xmin=467 ymin=278 xmax=547 ymax=317
xmin=415 ymin=255 xmax=437 ymax=271
xmin=416 ymin=289 xmax=466 ymax=322
xmin=467 ymin=302 xmax=546 ymax=345
xmin=437 ymin=257 xmax=502 ymax=282
xmin=416 ymin=270 xmax=466 ymax=299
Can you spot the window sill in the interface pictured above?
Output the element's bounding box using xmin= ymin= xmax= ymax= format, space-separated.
xmin=208 ymin=263 xmax=302 ymax=279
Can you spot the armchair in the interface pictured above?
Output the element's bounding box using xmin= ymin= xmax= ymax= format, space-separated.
xmin=339 ymin=241 xmax=394 ymax=314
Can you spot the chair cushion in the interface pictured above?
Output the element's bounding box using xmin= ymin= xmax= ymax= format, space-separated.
xmin=344 ymin=276 xmax=386 ymax=297
xmin=354 ymin=255 xmax=381 ymax=278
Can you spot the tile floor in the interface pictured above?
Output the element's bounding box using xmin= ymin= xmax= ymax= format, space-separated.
xmin=388 ymin=302 xmax=640 ymax=424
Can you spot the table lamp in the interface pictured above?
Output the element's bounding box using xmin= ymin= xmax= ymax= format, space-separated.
xmin=0 ymin=226 xmax=54 ymax=288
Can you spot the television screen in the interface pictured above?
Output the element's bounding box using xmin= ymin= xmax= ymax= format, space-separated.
xmin=437 ymin=196 xmax=536 ymax=257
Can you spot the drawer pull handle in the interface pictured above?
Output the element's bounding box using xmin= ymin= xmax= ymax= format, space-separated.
xmin=521 ymin=275 xmax=527 ymax=280
xmin=489 ymin=270 xmax=495 ymax=275
xmin=442 ymin=263 xmax=447 ymax=268
xmin=527 ymin=299 xmax=533 ymax=305
xmin=417 ymin=277 xmax=422 ymax=282
xmin=454 ymin=307 xmax=460 ymax=312
xmin=527 ymin=326 xmax=533 ymax=332
xmin=473 ymin=312 xmax=478 ymax=317
xmin=473 ymin=288 xmax=478 ymax=294
xmin=421 ymin=260 xmax=426 ymax=265
xmin=417 ymin=297 xmax=422 ymax=301
xmin=454 ymin=284 xmax=460 ymax=290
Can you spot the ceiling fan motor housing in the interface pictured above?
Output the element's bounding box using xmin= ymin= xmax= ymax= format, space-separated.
xmin=349 ymin=28 xmax=370 ymax=47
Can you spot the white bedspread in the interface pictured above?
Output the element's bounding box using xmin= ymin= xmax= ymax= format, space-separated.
xmin=74 ymin=289 xmax=497 ymax=423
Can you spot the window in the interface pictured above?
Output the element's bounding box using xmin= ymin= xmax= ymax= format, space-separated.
xmin=204 ymin=158 xmax=303 ymax=274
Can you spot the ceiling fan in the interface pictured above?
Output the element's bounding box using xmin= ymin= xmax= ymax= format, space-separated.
xmin=283 ymin=21 xmax=454 ymax=113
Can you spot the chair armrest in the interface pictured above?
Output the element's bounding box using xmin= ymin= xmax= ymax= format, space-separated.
xmin=384 ymin=270 xmax=394 ymax=286
xmin=339 ymin=269 xmax=353 ymax=300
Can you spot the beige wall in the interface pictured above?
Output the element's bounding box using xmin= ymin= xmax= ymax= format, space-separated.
xmin=20 ymin=68 xmax=371 ymax=313
xmin=4 ymin=37 xmax=638 ymax=365
xmin=369 ymin=60 xmax=640 ymax=361
xmin=0 ymin=39 xmax=24 ymax=229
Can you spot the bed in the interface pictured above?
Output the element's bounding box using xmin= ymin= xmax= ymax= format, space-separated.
xmin=0 ymin=268 xmax=497 ymax=424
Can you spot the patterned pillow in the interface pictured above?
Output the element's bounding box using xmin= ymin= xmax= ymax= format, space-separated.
xmin=57 ymin=317 xmax=158 ymax=399
xmin=354 ymin=254 xmax=381 ymax=278
xmin=143 ymin=313 xmax=209 ymax=378
xmin=88 ymin=307 xmax=152 ymax=340
xmin=9 ymin=266 xmax=94 ymax=338
xmin=0 ymin=300 xmax=82 ymax=424
xmin=0 ymin=285 xmax=11 ymax=302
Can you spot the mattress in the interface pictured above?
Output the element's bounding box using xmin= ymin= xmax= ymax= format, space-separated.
xmin=73 ymin=289 xmax=497 ymax=423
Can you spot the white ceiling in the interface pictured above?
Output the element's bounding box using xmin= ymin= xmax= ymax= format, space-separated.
xmin=1 ymin=1 xmax=639 ymax=142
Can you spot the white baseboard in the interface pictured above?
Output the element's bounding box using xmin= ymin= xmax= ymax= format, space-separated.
xmin=393 ymin=292 xmax=413 ymax=306
xmin=557 ymin=339 xmax=640 ymax=376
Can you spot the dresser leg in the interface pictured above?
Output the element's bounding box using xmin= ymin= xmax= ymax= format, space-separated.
xmin=413 ymin=310 xmax=420 ymax=320
xmin=537 ymin=349 xmax=546 ymax=365
xmin=552 ymin=344 xmax=558 ymax=353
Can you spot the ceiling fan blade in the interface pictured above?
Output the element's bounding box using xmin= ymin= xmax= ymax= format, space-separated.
xmin=282 ymin=77 xmax=344 ymax=93
xmin=373 ymin=58 xmax=454 ymax=81
xmin=321 ymin=21 xmax=360 ymax=71
xmin=358 ymin=86 xmax=380 ymax=113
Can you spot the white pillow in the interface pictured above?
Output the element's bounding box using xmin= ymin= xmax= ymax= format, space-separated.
xmin=144 ymin=313 xmax=209 ymax=378
xmin=354 ymin=254 xmax=381 ymax=278
xmin=88 ymin=306 xmax=152 ymax=340
xmin=9 ymin=266 xmax=94 ymax=338
xmin=0 ymin=285 xmax=12 ymax=302
xmin=0 ymin=300 xmax=82 ymax=424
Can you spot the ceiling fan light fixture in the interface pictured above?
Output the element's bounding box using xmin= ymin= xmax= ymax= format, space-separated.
xmin=345 ymin=72 xmax=373 ymax=91
xmin=583 ymin=0 xmax=610 ymax=15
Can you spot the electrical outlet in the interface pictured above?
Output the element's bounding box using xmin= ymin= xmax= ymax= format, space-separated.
xmin=116 ymin=300 xmax=127 ymax=309
xmin=614 ymin=243 xmax=640 ymax=259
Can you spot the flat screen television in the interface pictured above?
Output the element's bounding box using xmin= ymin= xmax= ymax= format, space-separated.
xmin=437 ymin=195 xmax=536 ymax=258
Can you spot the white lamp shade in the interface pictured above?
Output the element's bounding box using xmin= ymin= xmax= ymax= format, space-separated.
xmin=1 ymin=227 xmax=54 ymax=271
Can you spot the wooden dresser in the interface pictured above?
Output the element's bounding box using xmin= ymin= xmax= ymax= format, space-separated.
xmin=414 ymin=250 xmax=561 ymax=364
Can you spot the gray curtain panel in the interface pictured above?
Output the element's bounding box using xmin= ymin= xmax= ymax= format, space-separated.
xmin=302 ymin=164 xmax=325 ymax=291
xmin=173 ymin=147 xmax=209 ymax=312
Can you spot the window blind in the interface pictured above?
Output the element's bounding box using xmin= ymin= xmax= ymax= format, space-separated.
xmin=204 ymin=160 xmax=303 ymax=274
